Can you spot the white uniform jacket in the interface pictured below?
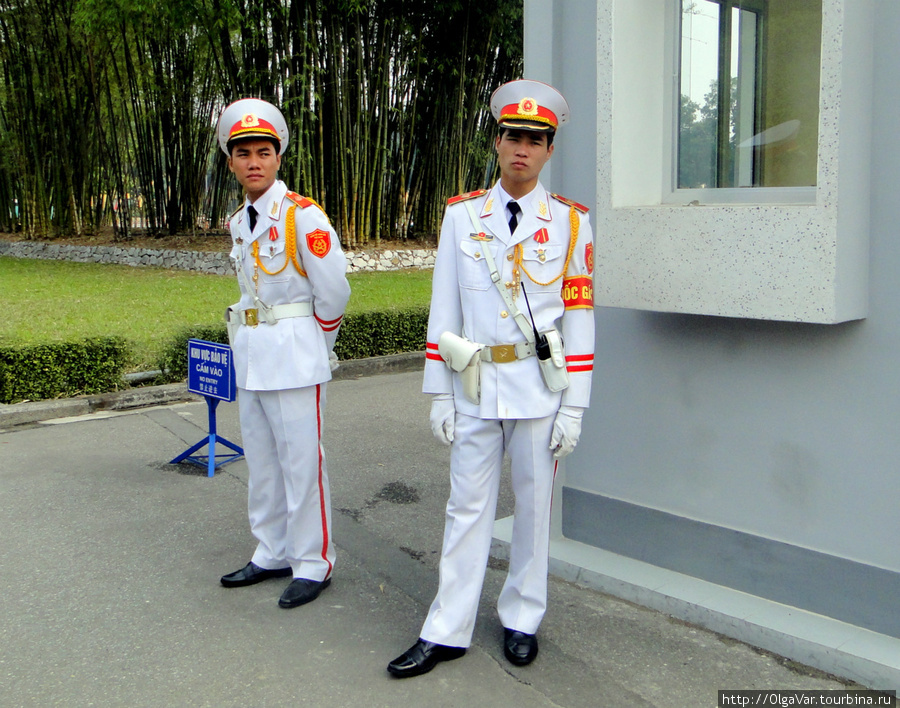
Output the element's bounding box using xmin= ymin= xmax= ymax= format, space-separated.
xmin=423 ymin=181 xmax=595 ymax=419
xmin=228 ymin=180 xmax=351 ymax=391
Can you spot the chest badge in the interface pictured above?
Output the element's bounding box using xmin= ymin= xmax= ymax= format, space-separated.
xmin=268 ymin=226 xmax=279 ymax=241
xmin=235 ymin=237 xmax=243 ymax=245
xmin=533 ymin=228 xmax=549 ymax=244
xmin=470 ymin=232 xmax=493 ymax=241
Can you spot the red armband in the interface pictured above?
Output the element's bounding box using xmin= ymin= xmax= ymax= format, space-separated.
xmin=426 ymin=341 xmax=442 ymax=362
xmin=562 ymin=276 xmax=593 ymax=309
xmin=316 ymin=313 xmax=343 ymax=332
xmin=566 ymin=353 xmax=594 ymax=373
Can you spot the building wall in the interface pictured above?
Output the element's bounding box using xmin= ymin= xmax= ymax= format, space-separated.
xmin=527 ymin=0 xmax=900 ymax=640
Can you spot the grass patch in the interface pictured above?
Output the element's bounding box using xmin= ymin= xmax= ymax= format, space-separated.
xmin=0 ymin=256 xmax=432 ymax=372
xmin=340 ymin=268 xmax=433 ymax=312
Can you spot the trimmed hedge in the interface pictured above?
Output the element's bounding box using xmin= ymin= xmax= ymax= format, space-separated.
xmin=0 ymin=337 xmax=130 ymax=404
xmin=334 ymin=306 xmax=428 ymax=361
xmin=0 ymin=308 xmax=429 ymax=401
xmin=154 ymin=306 xmax=429 ymax=383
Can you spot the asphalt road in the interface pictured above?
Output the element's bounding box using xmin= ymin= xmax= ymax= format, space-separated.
xmin=0 ymin=367 xmax=858 ymax=707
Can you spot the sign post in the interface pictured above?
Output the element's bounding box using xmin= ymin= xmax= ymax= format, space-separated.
xmin=170 ymin=339 xmax=243 ymax=477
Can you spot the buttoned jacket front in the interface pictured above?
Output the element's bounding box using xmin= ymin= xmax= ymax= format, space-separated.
xmin=228 ymin=180 xmax=350 ymax=391
xmin=423 ymin=181 xmax=595 ymax=419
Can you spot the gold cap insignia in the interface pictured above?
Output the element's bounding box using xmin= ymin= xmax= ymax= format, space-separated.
xmin=518 ymin=98 xmax=538 ymax=116
xmin=241 ymin=113 xmax=261 ymax=128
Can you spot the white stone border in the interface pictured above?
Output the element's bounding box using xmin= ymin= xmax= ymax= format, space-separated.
xmin=0 ymin=240 xmax=435 ymax=274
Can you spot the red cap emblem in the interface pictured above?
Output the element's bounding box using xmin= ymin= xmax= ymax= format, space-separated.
xmin=306 ymin=229 xmax=331 ymax=258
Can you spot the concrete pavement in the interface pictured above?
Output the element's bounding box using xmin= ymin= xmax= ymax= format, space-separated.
xmin=0 ymin=363 xmax=861 ymax=707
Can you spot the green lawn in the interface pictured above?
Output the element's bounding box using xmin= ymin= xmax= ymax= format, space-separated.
xmin=0 ymin=256 xmax=432 ymax=371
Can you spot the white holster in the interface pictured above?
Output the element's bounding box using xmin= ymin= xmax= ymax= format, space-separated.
xmin=438 ymin=331 xmax=483 ymax=405
xmin=538 ymin=329 xmax=569 ymax=392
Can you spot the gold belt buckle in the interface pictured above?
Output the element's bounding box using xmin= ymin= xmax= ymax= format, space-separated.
xmin=244 ymin=308 xmax=259 ymax=327
xmin=491 ymin=344 xmax=517 ymax=363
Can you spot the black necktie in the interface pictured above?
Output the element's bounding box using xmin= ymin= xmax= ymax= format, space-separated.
xmin=508 ymin=201 xmax=521 ymax=234
xmin=247 ymin=205 xmax=258 ymax=231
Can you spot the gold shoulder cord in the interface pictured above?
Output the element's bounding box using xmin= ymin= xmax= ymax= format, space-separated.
xmin=513 ymin=205 xmax=579 ymax=288
xmin=250 ymin=205 xmax=307 ymax=291
xmin=286 ymin=205 xmax=308 ymax=276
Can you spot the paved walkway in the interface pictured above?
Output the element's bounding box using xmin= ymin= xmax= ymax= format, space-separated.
xmin=0 ymin=367 xmax=859 ymax=707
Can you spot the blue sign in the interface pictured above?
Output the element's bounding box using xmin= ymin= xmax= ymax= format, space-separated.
xmin=173 ymin=338 xmax=243 ymax=476
xmin=187 ymin=339 xmax=236 ymax=402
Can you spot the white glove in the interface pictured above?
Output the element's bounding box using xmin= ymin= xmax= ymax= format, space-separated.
xmin=430 ymin=394 xmax=456 ymax=446
xmin=550 ymin=405 xmax=584 ymax=459
xmin=328 ymin=351 xmax=339 ymax=372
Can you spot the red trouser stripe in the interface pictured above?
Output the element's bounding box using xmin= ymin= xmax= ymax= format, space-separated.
xmin=316 ymin=385 xmax=332 ymax=578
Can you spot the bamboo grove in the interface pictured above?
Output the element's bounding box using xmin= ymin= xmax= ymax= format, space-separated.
xmin=0 ymin=0 xmax=523 ymax=246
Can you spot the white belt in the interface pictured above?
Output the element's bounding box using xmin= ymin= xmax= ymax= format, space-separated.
xmin=479 ymin=341 xmax=535 ymax=364
xmin=227 ymin=302 xmax=313 ymax=327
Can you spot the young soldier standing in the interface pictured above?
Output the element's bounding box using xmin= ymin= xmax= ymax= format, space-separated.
xmin=216 ymin=98 xmax=350 ymax=608
xmin=388 ymin=80 xmax=595 ymax=677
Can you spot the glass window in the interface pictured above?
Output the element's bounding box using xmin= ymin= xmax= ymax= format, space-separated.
xmin=678 ymin=0 xmax=822 ymax=190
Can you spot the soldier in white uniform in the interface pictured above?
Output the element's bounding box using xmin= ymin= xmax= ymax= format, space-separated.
xmin=388 ymin=80 xmax=595 ymax=677
xmin=216 ymin=98 xmax=351 ymax=609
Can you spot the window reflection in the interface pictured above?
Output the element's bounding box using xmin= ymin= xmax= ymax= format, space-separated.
xmin=678 ymin=0 xmax=822 ymax=190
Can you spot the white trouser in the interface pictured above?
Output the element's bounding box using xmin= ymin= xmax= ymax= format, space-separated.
xmin=420 ymin=412 xmax=558 ymax=648
xmin=237 ymin=384 xmax=334 ymax=581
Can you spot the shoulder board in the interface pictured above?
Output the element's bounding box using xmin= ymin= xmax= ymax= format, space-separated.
xmin=550 ymin=193 xmax=590 ymax=213
xmin=225 ymin=204 xmax=242 ymax=228
xmin=447 ymin=189 xmax=488 ymax=206
xmin=285 ymin=191 xmax=321 ymax=210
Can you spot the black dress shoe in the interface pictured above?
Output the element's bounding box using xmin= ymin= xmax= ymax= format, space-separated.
xmin=503 ymin=628 xmax=538 ymax=666
xmin=387 ymin=639 xmax=467 ymax=678
xmin=220 ymin=562 xmax=292 ymax=588
xmin=278 ymin=577 xmax=331 ymax=608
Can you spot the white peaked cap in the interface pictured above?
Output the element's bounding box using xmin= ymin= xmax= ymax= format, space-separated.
xmin=490 ymin=79 xmax=570 ymax=132
xmin=217 ymin=98 xmax=289 ymax=155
